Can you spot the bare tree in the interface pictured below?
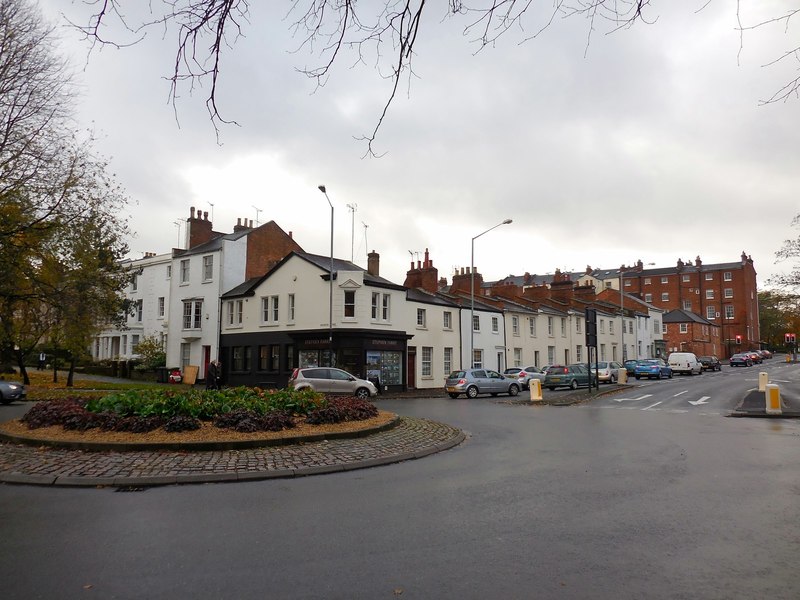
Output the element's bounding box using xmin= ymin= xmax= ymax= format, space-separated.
xmin=770 ymin=213 xmax=800 ymax=291
xmin=70 ymin=1 xmax=798 ymax=155
xmin=0 ymin=0 xmax=133 ymax=381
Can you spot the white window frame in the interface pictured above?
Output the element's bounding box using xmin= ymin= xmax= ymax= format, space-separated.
xmin=680 ymin=323 xmax=688 ymax=333
xmin=421 ymin=346 xmax=432 ymax=377
xmin=472 ymin=349 xmax=483 ymax=369
xmin=512 ymin=315 xmax=519 ymax=335
xmin=158 ymin=296 xmax=165 ymax=318
xmin=529 ymin=317 xmax=536 ymax=337
xmin=644 ymin=293 xmax=652 ymax=303
xmin=382 ymin=294 xmax=391 ymax=321
xmin=202 ymin=255 xmax=213 ymax=282
xmin=343 ymin=290 xmax=355 ymax=319
xmin=513 ymin=348 xmax=522 ymax=367
xmin=705 ymin=273 xmax=713 ymax=280
xmin=180 ymin=259 xmax=190 ymax=284
xmin=662 ymin=292 xmax=669 ymax=302
xmin=725 ymin=305 xmax=735 ymax=319
xmin=706 ymin=306 xmax=715 ymax=320
xmin=371 ymin=292 xmax=379 ymax=320
xmin=706 ymin=289 xmax=714 ymax=299
xmin=444 ymin=347 xmax=453 ymax=375
xmin=661 ymin=276 xmax=668 ymax=284
xmin=443 ymin=311 xmax=452 ymax=330
xmin=491 ymin=316 xmax=499 ymax=333
xmin=723 ymin=271 xmax=732 ymax=281
xmin=182 ymin=299 xmax=202 ymax=330
xmin=683 ymin=300 xmax=691 ymax=311
xmin=236 ymin=299 xmax=243 ymax=325
xmin=288 ymin=294 xmax=295 ymax=322
xmin=547 ymin=317 xmax=553 ymax=336
xmin=724 ymin=288 xmax=733 ymax=298
xmin=472 ymin=315 xmax=480 ymax=332
xmin=136 ymin=299 xmax=143 ymax=322
xmin=417 ymin=308 xmax=427 ymax=328
xmin=560 ymin=318 xmax=566 ymax=337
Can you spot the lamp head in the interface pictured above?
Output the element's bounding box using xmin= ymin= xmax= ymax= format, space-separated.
xmin=502 ymin=219 xmax=512 ymax=225
xmin=318 ymin=185 xmax=326 ymax=193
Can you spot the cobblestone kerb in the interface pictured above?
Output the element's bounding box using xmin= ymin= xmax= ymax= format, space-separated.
xmin=0 ymin=417 xmax=465 ymax=488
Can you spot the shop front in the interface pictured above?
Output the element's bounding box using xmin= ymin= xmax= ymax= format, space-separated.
xmin=293 ymin=329 xmax=411 ymax=393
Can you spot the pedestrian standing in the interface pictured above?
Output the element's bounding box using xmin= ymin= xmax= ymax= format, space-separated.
xmin=213 ymin=360 xmax=222 ymax=390
xmin=206 ymin=360 xmax=218 ymax=390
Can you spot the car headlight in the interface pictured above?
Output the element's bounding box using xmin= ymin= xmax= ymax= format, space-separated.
xmin=7 ymin=384 xmax=20 ymax=391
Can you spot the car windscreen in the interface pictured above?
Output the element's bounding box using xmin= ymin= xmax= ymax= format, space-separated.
xmin=448 ymin=371 xmax=466 ymax=379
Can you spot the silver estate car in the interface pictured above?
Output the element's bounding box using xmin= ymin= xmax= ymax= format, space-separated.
xmin=288 ymin=367 xmax=378 ymax=399
xmin=445 ymin=368 xmax=520 ymax=399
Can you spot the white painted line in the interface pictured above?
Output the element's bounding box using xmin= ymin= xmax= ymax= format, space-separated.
xmin=643 ymin=401 xmax=663 ymax=411
xmin=673 ymin=390 xmax=688 ymax=397
xmin=688 ymin=396 xmax=710 ymax=406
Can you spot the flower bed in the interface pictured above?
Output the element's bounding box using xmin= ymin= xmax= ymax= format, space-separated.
xmin=19 ymin=387 xmax=379 ymax=434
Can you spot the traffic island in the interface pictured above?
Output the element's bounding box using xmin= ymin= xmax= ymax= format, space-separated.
xmin=730 ymin=388 xmax=800 ymax=418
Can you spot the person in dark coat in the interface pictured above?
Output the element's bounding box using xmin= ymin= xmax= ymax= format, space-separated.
xmin=206 ymin=360 xmax=218 ymax=390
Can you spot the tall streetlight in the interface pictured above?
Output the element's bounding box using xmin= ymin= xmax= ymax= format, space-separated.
xmin=318 ymin=185 xmax=334 ymax=367
xmin=470 ymin=219 xmax=513 ymax=368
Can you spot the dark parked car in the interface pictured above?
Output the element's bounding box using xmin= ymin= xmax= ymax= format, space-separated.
xmin=698 ymin=355 xmax=722 ymax=371
xmin=0 ymin=379 xmax=26 ymax=404
xmin=633 ymin=359 xmax=673 ymax=380
xmin=624 ymin=360 xmax=639 ymax=375
xmin=445 ymin=369 xmax=520 ymax=399
xmin=729 ymin=353 xmax=753 ymax=367
xmin=544 ymin=364 xmax=598 ymax=390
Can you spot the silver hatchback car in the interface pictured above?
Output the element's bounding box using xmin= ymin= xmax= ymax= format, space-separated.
xmin=288 ymin=367 xmax=378 ymax=399
xmin=445 ymin=368 xmax=520 ymax=399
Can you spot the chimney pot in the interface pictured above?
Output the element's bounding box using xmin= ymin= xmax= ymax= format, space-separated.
xmin=190 ymin=206 xmax=196 ymax=218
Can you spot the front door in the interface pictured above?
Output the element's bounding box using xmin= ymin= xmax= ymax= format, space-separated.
xmin=202 ymin=345 xmax=211 ymax=379
xmin=407 ymin=347 xmax=416 ymax=389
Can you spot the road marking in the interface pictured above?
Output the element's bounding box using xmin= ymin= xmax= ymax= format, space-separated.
xmin=688 ymin=396 xmax=710 ymax=406
xmin=673 ymin=390 xmax=688 ymax=397
xmin=643 ymin=401 xmax=663 ymax=410
xmin=613 ymin=394 xmax=653 ymax=403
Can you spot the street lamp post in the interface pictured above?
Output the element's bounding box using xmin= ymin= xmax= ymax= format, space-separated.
xmin=318 ymin=185 xmax=334 ymax=367
xmin=470 ymin=219 xmax=512 ymax=368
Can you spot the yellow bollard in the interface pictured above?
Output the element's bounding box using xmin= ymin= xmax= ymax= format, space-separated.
xmin=618 ymin=367 xmax=627 ymax=385
xmin=765 ymin=383 xmax=782 ymax=415
xmin=786 ymin=354 xmax=791 ymax=363
xmin=758 ymin=372 xmax=769 ymax=392
xmin=529 ymin=378 xmax=543 ymax=401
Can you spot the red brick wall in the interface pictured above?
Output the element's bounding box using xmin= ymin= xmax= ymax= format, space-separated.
xmin=245 ymin=221 xmax=303 ymax=280
xmin=624 ymin=257 xmax=758 ymax=358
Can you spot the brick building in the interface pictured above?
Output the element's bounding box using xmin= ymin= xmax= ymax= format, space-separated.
xmin=619 ymin=252 xmax=759 ymax=358
xmin=662 ymin=309 xmax=721 ymax=357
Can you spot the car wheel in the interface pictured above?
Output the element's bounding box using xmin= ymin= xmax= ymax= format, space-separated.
xmin=570 ymin=379 xmax=578 ymax=390
xmin=355 ymin=387 xmax=370 ymax=400
xmin=548 ymin=386 xmax=556 ymax=391
xmin=466 ymin=386 xmax=479 ymax=399
xmin=657 ymin=371 xmax=663 ymax=380
xmin=611 ymin=374 xmax=617 ymax=384
xmin=508 ymin=384 xmax=519 ymax=397
xmin=668 ymin=371 xmax=673 ymax=378
xmin=635 ymin=375 xmax=641 ymax=380
xmin=448 ymin=393 xmax=459 ymax=399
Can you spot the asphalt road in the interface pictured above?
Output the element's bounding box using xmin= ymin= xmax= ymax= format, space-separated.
xmin=1 ymin=365 xmax=799 ymax=599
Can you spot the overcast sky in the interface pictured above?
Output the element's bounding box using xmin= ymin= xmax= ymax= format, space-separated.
xmin=40 ymin=1 xmax=799 ymax=290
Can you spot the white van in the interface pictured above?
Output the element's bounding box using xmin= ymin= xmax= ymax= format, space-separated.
xmin=667 ymin=352 xmax=703 ymax=375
